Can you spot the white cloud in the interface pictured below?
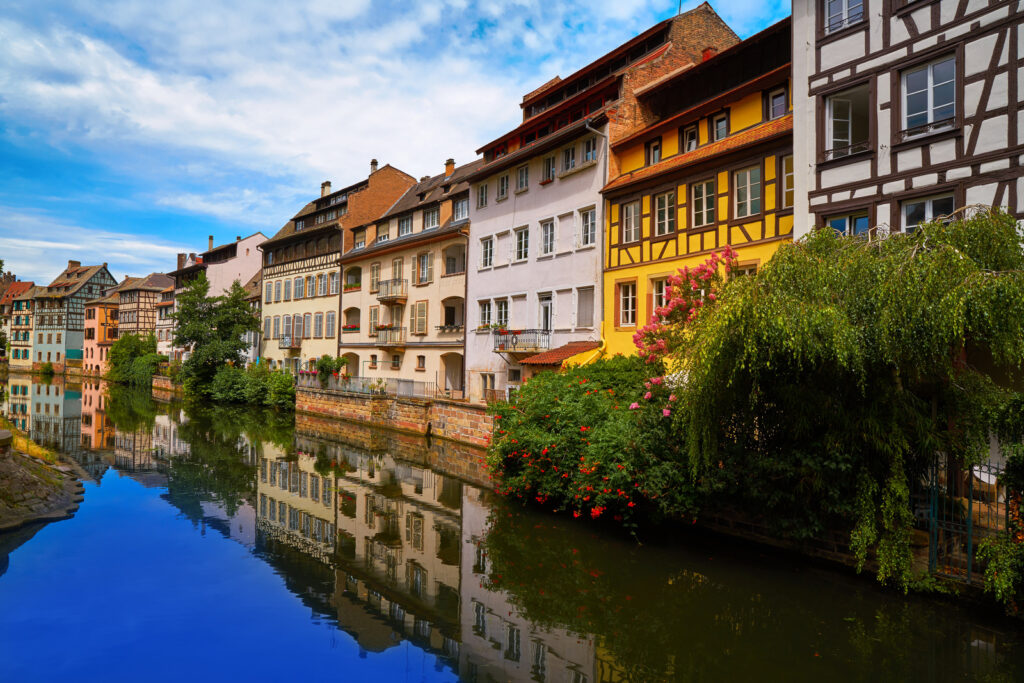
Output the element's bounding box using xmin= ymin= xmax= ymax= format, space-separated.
xmin=0 ymin=206 xmax=192 ymax=284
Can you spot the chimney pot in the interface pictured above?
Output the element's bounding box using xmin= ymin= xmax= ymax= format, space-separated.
xmin=236 ymin=235 xmax=241 ymax=241
xmin=444 ymin=158 xmax=455 ymax=177
xmin=208 ymin=235 xmax=214 ymax=251
xmin=321 ymin=181 xmax=331 ymax=197
xmin=370 ymin=159 xmax=378 ymax=174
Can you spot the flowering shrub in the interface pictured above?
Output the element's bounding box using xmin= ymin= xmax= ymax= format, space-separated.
xmin=487 ymin=356 xmax=703 ymax=526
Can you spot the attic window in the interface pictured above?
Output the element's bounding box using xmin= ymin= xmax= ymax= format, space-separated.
xmin=442 ymin=185 xmax=451 ymax=194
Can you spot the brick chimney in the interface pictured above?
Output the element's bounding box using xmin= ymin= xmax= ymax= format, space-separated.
xmin=177 ymin=253 xmax=186 ymax=270
xmin=67 ymin=260 xmax=81 ymax=270
xmin=444 ymin=158 xmax=455 ymax=177
xmin=321 ymin=181 xmax=331 ymax=197
xmin=208 ymin=235 xmax=214 ymax=251
xmin=236 ymin=235 xmax=241 ymax=241
xmin=370 ymin=159 xmax=378 ymax=174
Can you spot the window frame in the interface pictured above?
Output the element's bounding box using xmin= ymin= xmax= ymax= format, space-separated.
xmin=478 ymin=301 xmax=492 ymax=328
xmin=645 ymin=137 xmax=662 ymax=166
xmin=680 ymin=125 xmax=699 ymax=153
xmin=692 ymin=178 xmax=716 ymax=228
xmin=732 ymin=165 xmax=763 ymax=220
xmin=514 ymin=227 xmax=529 ymax=262
xmin=516 ymin=165 xmax=529 ymax=191
xmin=653 ymin=190 xmax=676 ymax=237
xmin=562 ymin=146 xmax=576 ymax=172
xmin=620 ymin=200 xmax=641 ymax=244
xmin=579 ymin=207 xmax=596 ymax=247
xmin=476 ymin=183 xmax=488 ymax=208
xmin=497 ymin=174 xmax=509 ymax=200
xmin=540 ymin=219 xmax=555 ymax=256
xmin=899 ymin=53 xmax=957 ymax=139
xmin=766 ymin=86 xmax=788 ymax=120
xmin=616 ymin=280 xmax=637 ymax=328
xmin=711 ymin=113 xmax=729 ymax=142
xmin=900 ymin=192 xmax=957 ymax=233
xmin=821 ymin=0 xmax=866 ymax=38
xmin=480 ymin=236 xmax=494 ymax=268
xmin=779 ymin=154 xmax=795 ymax=210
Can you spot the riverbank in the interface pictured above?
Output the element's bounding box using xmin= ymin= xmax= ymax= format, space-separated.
xmin=0 ymin=430 xmax=83 ymax=533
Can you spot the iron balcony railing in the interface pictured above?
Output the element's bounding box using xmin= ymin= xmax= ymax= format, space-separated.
xmin=376 ymin=279 xmax=408 ymax=302
xmin=295 ymin=374 xmax=464 ymax=400
xmin=492 ymin=328 xmax=551 ymax=353
xmin=279 ymin=335 xmax=302 ymax=349
xmin=377 ymin=326 xmax=407 ymax=346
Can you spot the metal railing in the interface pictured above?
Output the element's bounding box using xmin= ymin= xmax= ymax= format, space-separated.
xmin=377 ymin=279 xmax=408 ymax=301
xmin=296 ymin=374 xmax=463 ymax=400
xmin=823 ymin=140 xmax=870 ymax=161
xmin=279 ymin=335 xmax=302 ymax=349
xmin=492 ymin=328 xmax=551 ymax=353
xmin=377 ymin=326 xmax=407 ymax=346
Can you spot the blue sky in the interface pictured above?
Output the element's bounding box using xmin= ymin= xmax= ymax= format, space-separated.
xmin=0 ymin=0 xmax=788 ymax=284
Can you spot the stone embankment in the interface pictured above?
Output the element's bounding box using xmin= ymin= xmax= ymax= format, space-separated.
xmin=0 ymin=430 xmax=83 ymax=533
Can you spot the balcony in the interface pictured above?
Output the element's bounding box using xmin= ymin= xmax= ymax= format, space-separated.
xmin=279 ymin=335 xmax=302 ymax=350
xmin=376 ymin=326 xmax=407 ymax=347
xmin=377 ymin=279 xmax=408 ymax=303
xmin=492 ymin=329 xmax=551 ymax=354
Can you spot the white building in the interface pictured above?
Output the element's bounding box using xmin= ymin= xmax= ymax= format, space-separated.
xmin=792 ymin=0 xmax=1024 ymax=237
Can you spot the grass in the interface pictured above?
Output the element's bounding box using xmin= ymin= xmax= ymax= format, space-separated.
xmin=0 ymin=416 xmax=58 ymax=464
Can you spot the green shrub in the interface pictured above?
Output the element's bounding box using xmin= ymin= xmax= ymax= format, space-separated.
xmin=206 ymin=361 xmax=294 ymax=410
xmin=107 ymin=333 xmax=158 ymax=386
xmin=39 ymin=362 xmax=55 ymax=377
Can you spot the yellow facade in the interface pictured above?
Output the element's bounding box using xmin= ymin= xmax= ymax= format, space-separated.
xmin=601 ymin=78 xmax=794 ymax=358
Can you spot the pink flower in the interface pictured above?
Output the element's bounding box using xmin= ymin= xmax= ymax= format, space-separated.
xmin=669 ymin=394 xmax=677 ymax=402
xmin=651 ymin=377 xmax=663 ymax=385
xmin=662 ymin=408 xmax=671 ymax=417
xmin=643 ymin=391 xmax=652 ymax=400
xmin=629 ymin=402 xmax=639 ymax=410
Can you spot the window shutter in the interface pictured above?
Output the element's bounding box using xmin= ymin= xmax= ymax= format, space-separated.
xmin=426 ymin=253 xmax=434 ymax=282
xmin=614 ymin=285 xmax=621 ymax=327
xmin=418 ymin=302 xmax=428 ymax=334
xmin=409 ymin=304 xmax=416 ymax=332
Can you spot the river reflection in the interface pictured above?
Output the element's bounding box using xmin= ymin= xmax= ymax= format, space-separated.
xmin=1 ymin=373 xmax=1023 ymax=682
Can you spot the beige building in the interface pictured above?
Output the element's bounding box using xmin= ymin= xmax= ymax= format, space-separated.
xmin=337 ymin=159 xmax=480 ymax=396
xmin=259 ymin=162 xmax=415 ymax=372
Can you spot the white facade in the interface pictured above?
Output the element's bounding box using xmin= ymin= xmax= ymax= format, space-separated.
xmin=792 ymin=0 xmax=1023 ymax=237
xmin=465 ymin=124 xmax=606 ymax=402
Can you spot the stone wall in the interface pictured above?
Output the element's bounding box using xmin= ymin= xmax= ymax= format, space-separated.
xmin=296 ymin=387 xmax=494 ymax=449
xmin=0 ymin=429 xmax=84 ymax=532
xmin=151 ymin=374 xmax=183 ymax=401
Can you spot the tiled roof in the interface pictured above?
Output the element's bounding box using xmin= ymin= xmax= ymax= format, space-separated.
xmin=340 ymin=221 xmax=468 ymax=264
xmin=520 ymin=341 xmax=601 ymax=366
xmin=13 ymin=285 xmax=40 ymax=301
xmin=602 ymin=115 xmax=792 ymax=194
xmin=39 ymin=264 xmax=110 ymax=298
xmin=379 ymin=159 xmax=483 ymax=221
xmin=0 ymin=281 xmax=34 ymax=306
xmin=121 ymin=272 xmax=175 ymax=292
xmin=243 ymin=269 xmax=262 ymax=299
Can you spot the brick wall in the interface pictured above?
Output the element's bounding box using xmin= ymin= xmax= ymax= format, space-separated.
xmin=340 ymin=165 xmax=416 ymax=252
xmin=151 ymin=374 xmax=183 ymax=401
xmin=296 ymin=387 xmax=494 ymax=448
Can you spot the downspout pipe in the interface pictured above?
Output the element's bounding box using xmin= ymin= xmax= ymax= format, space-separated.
xmin=582 ymin=117 xmax=609 ymax=367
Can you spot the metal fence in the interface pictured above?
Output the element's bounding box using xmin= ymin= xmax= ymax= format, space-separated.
xmin=492 ymin=329 xmax=551 ymax=353
xmin=296 ymin=373 xmax=464 ymax=400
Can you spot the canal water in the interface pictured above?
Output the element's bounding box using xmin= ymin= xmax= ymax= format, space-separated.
xmin=1 ymin=374 xmax=1022 ymax=682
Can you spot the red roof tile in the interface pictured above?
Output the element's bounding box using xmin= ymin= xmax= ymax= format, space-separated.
xmin=0 ymin=281 xmax=34 ymax=306
xmin=520 ymin=341 xmax=601 ymax=366
xmin=602 ymin=115 xmax=792 ymax=194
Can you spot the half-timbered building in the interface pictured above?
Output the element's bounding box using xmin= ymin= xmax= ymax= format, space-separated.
xmin=32 ymin=261 xmax=116 ymax=372
xmin=116 ymin=272 xmax=174 ymax=337
xmin=0 ymin=281 xmax=34 ymax=359
xmin=83 ymin=286 xmax=122 ymax=376
xmin=792 ymin=0 xmax=1024 ymax=235
xmin=601 ymin=19 xmax=794 ymax=357
xmin=155 ymin=285 xmax=175 ymax=358
xmin=9 ymin=286 xmax=38 ymax=372
xmin=464 ymin=3 xmax=740 ymax=402
xmin=259 ymin=161 xmax=415 ymax=373
xmin=337 ymin=158 xmax=480 ymax=395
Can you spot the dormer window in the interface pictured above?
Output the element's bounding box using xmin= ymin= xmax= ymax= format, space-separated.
xmin=645 ymin=137 xmax=662 ymax=166
xmin=296 ymin=219 xmax=305 ymax=230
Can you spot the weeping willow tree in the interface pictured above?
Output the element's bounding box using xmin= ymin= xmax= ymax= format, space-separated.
xmin=665 ymin=208 xmax=1024 ymax=590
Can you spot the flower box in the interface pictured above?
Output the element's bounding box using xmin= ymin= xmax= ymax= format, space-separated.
xmin=343 ymin=284 xmax=361 ymax=292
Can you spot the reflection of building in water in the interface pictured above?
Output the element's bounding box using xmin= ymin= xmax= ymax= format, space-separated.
xmin=256 ymin=427 xmax=602 ymax=681
xmin=113 ymin=427 xmax=158 ymax=476
xmin=3 ymin=375 xmax=33 ymax=433
xmin=460 ymin=487 xmax=599 ymax=683
xmin=152 ymin=411 xmax=191 ymax=459
xmin=75 ymin=379 xmax=112 ymax=481
xmin=29 ymin=379 xmax=84 ymax=459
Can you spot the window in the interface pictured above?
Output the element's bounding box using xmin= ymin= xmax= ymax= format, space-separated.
xmin=369 ymin=354 xmax=378 ymax=368
xmin=325 ymin=311 xmax=336 ymax=338
xmin=392 ymin=258 xmax=403 ymax=280
xmin=370 ymin=263 xmax=381 ymax=292
xmin=481 ymin=373 xmax=496 ymax=394
xmin=514 ymin=228 xmax=529 ymax=261
xmin=618 ymin=282 xmax=636 ymax=326
xmin=477 ymin=183 xmax=488 ymax=208
xmin=645 ymin=137 xmax=662 ymax=165
xmin=318 ymin=273 xmax=327 ymax=296
xmin=398 ymin=216 xmax=413 ymax=236
xmin=517 ymin=165 xmax=528 ymax=190
xmin=369 ymin=307 xmax=379 ymax=335
xmin=376 ymin=228 xmax=389 ymax=243
xmin=712 ymin=114 xmax=728 ymax=141
xmin=273 ymin=316 xmax=280 ymax=339
xmin=274 ymin=280 xmax=281 ymax=302
xmin=543 ymin=155 xmax=556 ymax=182
xmin=825 ymin=0 xmax=864 ymax=34
xmin=781 ymin=155 xmax=795 ymax=209
xmin=293 ymin=313 xmax=304 ymax=340
xmin=734 ymin=167 xmax=761 ymax=218
xmin=538 ymin=293 xmax=552 ymax=331
xmin=479 ymin=301 xmax=492 ymax=327
xmin=303 ymin=313 xmax=312 ymax=338
xmin=826 ymin=84 xmax=870 ymax=159
xmin=562 ymin=146 xmax=576 ymax=172
xmin=415 ymin=252 xmax=433 ymax=284
xmin=576 ymin=287 xmax=594 ymax=328
xmin=423 ymin=207 xmax=440 ymax=229
xmin=902 ymin=193 xmax=955 ymax=232
xmin=902 ymin=56 xmax=956 ymax=135
xmin=767 ymin=88 xmax=788 ymax=119
xmin=497 ymin=174 xmax=509 ymax=200
xmin=417 ymin=355 xmax=426 ymax=370
xmin=827 ymin=211 xmax=871 ymax=236
xmin=306 ymin=275 xmax=314 ymax=297
xmin=480 ymin=237 xmax=494 ymax=268
xmin=654 ymin=191 xmax=676 ymax=236
xmin=294 ymin=277 xmax=304 ymax=299
xmin=496 ymin=299 xmax=509 ymax=327
xmin=692 ymin=179 xmax=716 ymax=227
xmin=507 ymin=368 xmax=521 ymax=383
xmin=295 ymin=219 xmax=304 ymax=230
xmin=453 ymin=198 xmax=469 ymax=221
xmin=621 ymin=201 xmax=641 ymax=243
xmin=329 ymin=272 xmax=339 ymax=295
xmin=314 ymin=313 xmax=324 ymax=338
xmin=541 ymin=220 xmax=555 ymax=255
xmin=681 ymin=125 xmax=698 ymax=152
xmin=583 ymin=137 xmax=597 ymax=163
xmin=652 ymin=278 xmax=669 ymax=310
xmin=354 ymin=233 xmax=365 ymax=249
xmin=580 ymin=208 xmax=596 ymax=247
xmin=282 ymin=314 xmax=292 ymax=340
xmin=411 ymin=301 xmax=428 ymax=335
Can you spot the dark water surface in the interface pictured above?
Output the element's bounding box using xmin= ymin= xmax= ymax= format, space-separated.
xmin=1 ymin=375 xmax=1022 ymax=682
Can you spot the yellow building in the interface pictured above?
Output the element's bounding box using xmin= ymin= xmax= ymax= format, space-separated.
xmin=601 ymin=19 xmax=793 ymax=357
